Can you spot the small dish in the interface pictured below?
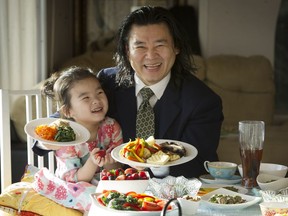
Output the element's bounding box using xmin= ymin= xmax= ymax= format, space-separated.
xmin=96 ymin=178 xmax=149 ymax=194
xmin=177 ymin=196 xmax=201 ymax=215
xmin=238 ymin=163 xmax=288 ymax=178
xmin=257 ymin=174 xmax=288 ymax=191
xmin=199 ymin=174 xmax=241 ymax=184
xmin=259 ymin=202 xmax=288 ymax=216
xmin=201 ymin=188 xmax=262 ymax=210
xmin=198 ymin=184 xmax=248 ymax=196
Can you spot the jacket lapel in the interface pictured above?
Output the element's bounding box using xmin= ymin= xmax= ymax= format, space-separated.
xmin=155 ymin=82 xmax=181 ymax=138
xmin=116 ymin=87 xmax=137 ymax=140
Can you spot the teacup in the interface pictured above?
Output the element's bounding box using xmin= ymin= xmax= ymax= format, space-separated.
xmin=204 ymin=161 xmax=237 ymax=179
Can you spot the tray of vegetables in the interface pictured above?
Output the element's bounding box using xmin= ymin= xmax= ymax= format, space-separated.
xmin=91 ymin=190 xmax=178 ymax=216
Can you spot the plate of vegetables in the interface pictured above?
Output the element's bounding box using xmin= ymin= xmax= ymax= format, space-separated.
xmin=111 ymin=137 xmax=198 ymax=168
xmin=24 ymin=117 xmax=90 ymax=146
xmin=201 ymin=188 xmax=262 ymax=210
xmin=91 ymin=190 xmax=177 ymax=215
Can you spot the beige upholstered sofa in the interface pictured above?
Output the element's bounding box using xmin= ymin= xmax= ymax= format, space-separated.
xmin=11 ymin=51 xmax=288 ymax=167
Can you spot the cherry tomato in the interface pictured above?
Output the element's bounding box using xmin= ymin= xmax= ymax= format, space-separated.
xmin=131 ymin=173 xmax=139 ymax=180
xmin=96 ymin=150 xmax=106 ymax=158
xmin=115 ymin=168 xmax=124 ymax=176
xmin=123 ymin=202 xmax=141 ymax=211
xmin=138 ymin=171 xmax=148 ymax=179
xmin=101 ymin=175 xmax=109 ymax=180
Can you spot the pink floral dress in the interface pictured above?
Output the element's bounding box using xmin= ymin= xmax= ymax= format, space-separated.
xmin=33 ymin=117 xmax=123 ymax=212
xmin=54 ymin=117 xmax=123 ymax=182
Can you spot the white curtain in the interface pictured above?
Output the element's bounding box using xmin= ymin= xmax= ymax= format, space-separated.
xmin=0 ymin=0 xmax=46 ymax=90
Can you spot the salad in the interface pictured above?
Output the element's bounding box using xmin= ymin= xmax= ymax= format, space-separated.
xmin=97 ymin=190 xmax=172 ymax=211
xmin=35 ymin=119 xmax=76 ymax=142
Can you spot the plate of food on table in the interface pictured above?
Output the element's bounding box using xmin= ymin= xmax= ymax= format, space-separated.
xmin=111 ymin=136 xmax=198 ymax=168
xmin=200 ymin=187 xmax=262 ymax=210
xmin=24 ymin=117 xmax=90 ymax=146
xmin=197 ymin=184 xmax=248 ymax=196
xmin=90 ymin=190 xmax=178 ymax=215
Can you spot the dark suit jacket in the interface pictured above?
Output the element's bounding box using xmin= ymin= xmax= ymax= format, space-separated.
xmin=98 ymin=67 xmax=224 ymax=178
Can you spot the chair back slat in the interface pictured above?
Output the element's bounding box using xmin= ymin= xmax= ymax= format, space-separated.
xmin=0 ymin=89 xmax=56 ymax=192
xmin=0 ymin=89 xmax=12 ymax=190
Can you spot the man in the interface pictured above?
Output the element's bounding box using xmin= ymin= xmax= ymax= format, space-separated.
xmin=33 ymin=6 xmax=223 ymax=178
xmin=97 ymin=6 xmax=223 ymax=178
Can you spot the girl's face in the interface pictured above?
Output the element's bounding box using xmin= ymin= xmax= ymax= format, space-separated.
xmin=66 ymin=77 xmax=108 ymax=127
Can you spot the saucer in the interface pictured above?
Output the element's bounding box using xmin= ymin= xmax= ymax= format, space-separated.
xmin=200 ymin=174 xmax=242 ymax=184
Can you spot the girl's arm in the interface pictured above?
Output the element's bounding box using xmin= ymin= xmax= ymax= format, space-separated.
xmin=76 ymin=151 xmax=99 ymax=182
xmin=55 ymin=146 xmax=99 ymax=183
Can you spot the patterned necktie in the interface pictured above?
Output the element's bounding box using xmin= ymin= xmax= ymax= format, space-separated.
xmin=136 ymin=87 xmax=155 ymax=139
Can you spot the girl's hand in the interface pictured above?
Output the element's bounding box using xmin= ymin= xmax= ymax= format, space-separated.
xmin=90 ymin=148 xmax=116 ymax=167
xmin=90 ymin=148 xmax=106 ymax=167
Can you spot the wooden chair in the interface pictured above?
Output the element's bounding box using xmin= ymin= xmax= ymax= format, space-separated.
xmin=0 ymin=89 xmax=56 ymax=192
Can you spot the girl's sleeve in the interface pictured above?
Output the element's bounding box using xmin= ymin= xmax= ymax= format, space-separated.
xmin=111 ymin=120 xmax=123 ymax=147
xmin=102 ymin=118 xmax=123 ymax=150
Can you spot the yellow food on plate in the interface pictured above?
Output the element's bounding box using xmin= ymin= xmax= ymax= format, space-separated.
xmin=120 ymin=136 xmax=186 ymax=165
xmin=197 ymin=188 xmax=218 ymax=196
xmin=146 ymin=150 xmax=170 ymax=165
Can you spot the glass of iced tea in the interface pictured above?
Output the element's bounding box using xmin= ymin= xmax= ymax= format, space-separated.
xmin=239 ymin=121 xmax=265 ymax=188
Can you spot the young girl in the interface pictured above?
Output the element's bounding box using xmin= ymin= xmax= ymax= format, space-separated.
xmin=33 ymin=66 xmax=123 ymax=211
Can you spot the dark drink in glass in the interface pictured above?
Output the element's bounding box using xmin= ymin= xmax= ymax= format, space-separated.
xmin=239 ymin=148 xmax=263 ymax=188
xmin=239 ymin=121 xmax=265 ymax=189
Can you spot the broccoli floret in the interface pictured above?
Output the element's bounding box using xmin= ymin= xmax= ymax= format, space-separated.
xmin=126 ymin=195 xmax=138 ymax=204
xmin=102 ymin=191 xmax=121 ymax=205
xmin=54 ymin=126 xmax=76 ymax=142
xmin=108 ymin=197 xmax=126 ymax=210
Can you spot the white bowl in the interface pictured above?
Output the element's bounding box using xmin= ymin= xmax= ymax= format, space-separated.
xmin=257 ymin=173 xmax=288 ymax=191
xmin=260 ymin=202 xmax=288 ymax=216
xmin=238 ymin=163 xmax=288 ymax=178
xmin=177 ymin=197 xmax=201 ymax=215
xmin=96 ymin=178 xmax=149 ymax=194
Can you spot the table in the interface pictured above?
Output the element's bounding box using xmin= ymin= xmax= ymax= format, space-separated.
xmin=87 ymin=178 xmax=263 ymax=216
xmin=87 ymin=203 xmax=262 ymax=215
xmin=194 ymin=203 xmax=262 ymax=216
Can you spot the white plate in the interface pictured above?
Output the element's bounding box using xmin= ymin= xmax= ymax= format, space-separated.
xmin=24 ymin=118 xmax=90 ymax=146
xmin=200 ymin=174 xmax=242 ymax=184
xmin=111 ymin=139 xmax=198 ymax=168
xmin=200 ymin=184 xmax=248 ymax=195
xmin=90 ymin=193 xmax=177 ymax=216
xmin=201 ymin=188 xmax=262 ymax=210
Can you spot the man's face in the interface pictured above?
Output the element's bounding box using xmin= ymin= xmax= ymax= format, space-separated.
xmin=127 ymin=23 xmax=179 ymax=86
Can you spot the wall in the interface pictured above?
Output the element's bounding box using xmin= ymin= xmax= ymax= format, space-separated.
xmin=50 ymin=0 xmax=282 ymax=70
xmin=199 ymin=0 xmax=281 ymax=66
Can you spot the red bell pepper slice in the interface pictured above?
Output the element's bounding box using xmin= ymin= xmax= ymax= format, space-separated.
xmin=122 ymin=202 xmax=141 ymax=211
xmin=141 ymin=200 xmax=162 ymax=211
